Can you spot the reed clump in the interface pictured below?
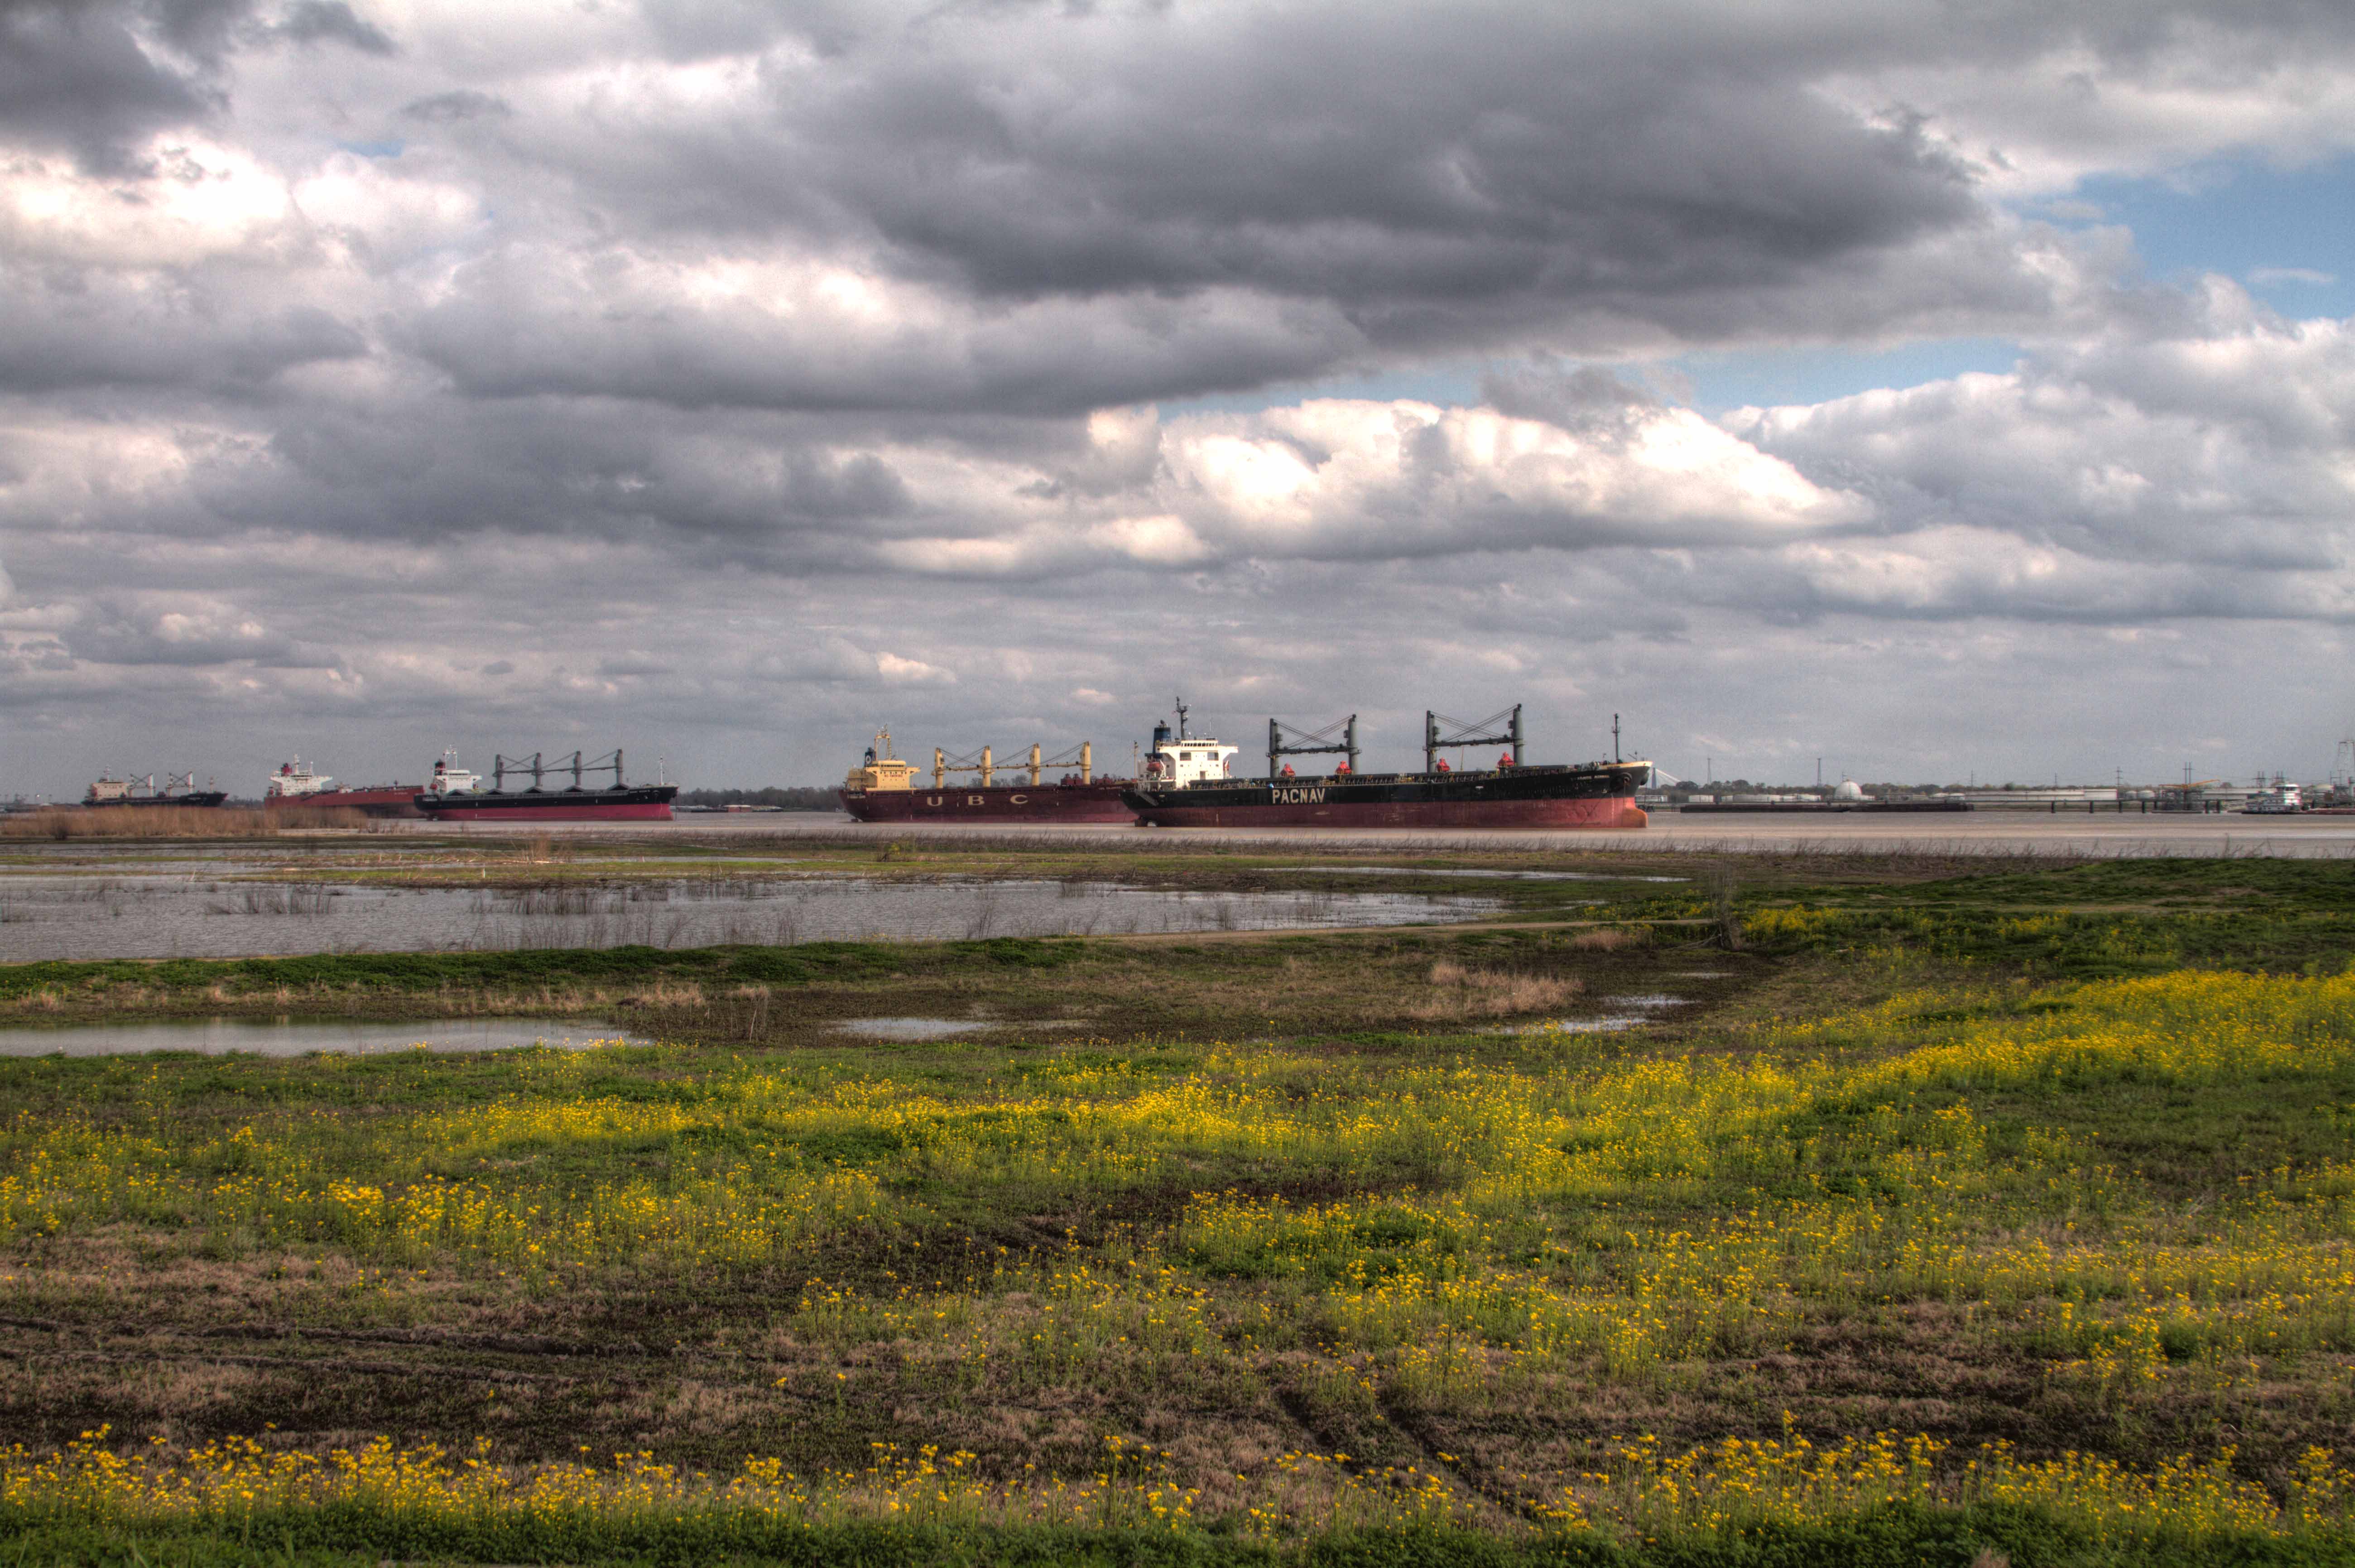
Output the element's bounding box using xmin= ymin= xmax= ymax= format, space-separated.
xmin=1413 ymin=960 xmax=1581 ymax=1018
xmin=0 ymin=807 xmax=367 ymax=839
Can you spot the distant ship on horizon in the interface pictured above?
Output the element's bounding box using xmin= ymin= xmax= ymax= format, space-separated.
xmin=1122 ymin=701 xmax=1649 ymax=829
xmin=412 ymin=750 xmax=677 ymax=822
xmin=839 ymin=728 xmax=1135 ymax=822
xmin=84 ymin=771 xmax=226 ymax=809
xmin=262 ymin=758 xmax=426 ymax=818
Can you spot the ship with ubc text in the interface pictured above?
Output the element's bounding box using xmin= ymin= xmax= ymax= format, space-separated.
xmin=412 ymin=750 xmax=678 ymax=822
xmin=1121 ymin=701 xmax=1649 ymax=829
xmin=839 ymin=729 xmax=1136 ymax=822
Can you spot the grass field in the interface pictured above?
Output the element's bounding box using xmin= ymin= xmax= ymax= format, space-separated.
xmin=0 ymin=849 xmax=2352 ymax=1564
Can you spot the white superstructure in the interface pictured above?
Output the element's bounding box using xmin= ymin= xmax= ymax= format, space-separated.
xmin=265 ymin=759 xmax=336 ymax=798
xmin=2244 ymin=781 xmax=2305 ymax=814
xmin=1143 ymin=700 xmax=1238 ymax=787
xmin=424 ymin=750 xmax=482 ymax=796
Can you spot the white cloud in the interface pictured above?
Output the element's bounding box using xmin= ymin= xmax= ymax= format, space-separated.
xmin=0 ymin=138 xmax=296 ymax=267
xmin=876 ymin=651 xmax=952 ymax=685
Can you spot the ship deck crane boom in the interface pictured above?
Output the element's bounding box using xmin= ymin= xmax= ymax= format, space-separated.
xmin=1266 ymin=715 xmax=1358 ymax=779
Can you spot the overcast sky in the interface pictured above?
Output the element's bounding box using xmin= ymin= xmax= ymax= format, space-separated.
xmin=4 ymin=0 xmax=2354 ymax=797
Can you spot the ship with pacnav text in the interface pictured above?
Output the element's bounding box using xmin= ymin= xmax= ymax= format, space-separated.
xmin=262 ymin=758 xmax=427 ymax=818
xmin=840 ymin=729 xmax=1137 ymax=822
xmin=1121 ymin=702 xmax=1649 ymax=830
xmin=412 ymin=750 xmax=678 ymax=822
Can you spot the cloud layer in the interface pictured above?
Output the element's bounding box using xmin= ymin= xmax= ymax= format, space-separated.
xmin=2 ymin=0 xmax=2353 ymax=792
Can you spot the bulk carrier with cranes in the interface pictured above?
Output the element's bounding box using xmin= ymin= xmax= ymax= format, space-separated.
xmin=1121 ymin=702 xmax=1651 ymax=829
xmin=82 ymin=771 xmax=226 ymax=808
xmin=411 ymin=750 xmax=678 ymax=822
xmin=838 ymin=729 xmax=1135 ymax=822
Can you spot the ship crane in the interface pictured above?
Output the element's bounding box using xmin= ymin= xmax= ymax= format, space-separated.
xmin=494 ymin=750 xmax=629 ymax=792
xmin=1266 ymin=714 xmax=1358 ymax=780
xmin=932 ymin=741 xmax=1094 ymax=788
xmin=1424 ymin=704 xmax=1524 ymax=773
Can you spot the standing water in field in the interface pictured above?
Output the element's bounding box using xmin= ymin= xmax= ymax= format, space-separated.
xmin=0 ymin=875 xmax=1502 ymax=961
xmin=0 ymin=1017 xmax=647 ymax=1057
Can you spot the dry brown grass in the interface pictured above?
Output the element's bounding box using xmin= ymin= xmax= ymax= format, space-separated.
xmin=1410 ymin=961 xmax=1582 ymax=1020
xmin=512 ymin=833 xmax=572 ymax=864
xmin=0 ymin=806 xmax=367 ymax=839
xmin=1569 ymin=927 xmax=1645 ymax=951
xmin=627 ymin=980 xmax=707 ymax=1007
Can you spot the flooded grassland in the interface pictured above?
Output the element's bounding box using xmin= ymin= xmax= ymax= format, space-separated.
xmin=1 ymin=845 xmax=2354 ymax=1563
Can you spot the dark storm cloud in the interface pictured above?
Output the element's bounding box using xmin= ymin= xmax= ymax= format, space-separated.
xmin=361 ymin=1 xmax=2337 ymax=422
xmin=0 ymin=279 xmax=363 ymax=392
xmin=379 ymin=3 xmax=2026 ymax=411
xmin=803 ymin=10 xmax=1977 ymax=311
xmin=403 ymin=259 xmax=1371 ymax=414
xmin=0 ymin=0 xmax=235 ymax=170
xmin=401 ymin=89 xmax=507 ymax=123
xmin=268 ymin=1 xmax=390 ymax=55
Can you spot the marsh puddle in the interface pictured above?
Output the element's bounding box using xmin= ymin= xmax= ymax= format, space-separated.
xmin=1497 ymin=994 xmax=1692 ymax=1035
xmin=1293 ymin=866 xmax=1687 ymax=882
xmin=0 ymin=1016 xmax=646 ymax=1058
xmin=831 ymin=1017 xmax=998 ymax=1040
xmin=0 ymin=875 xmax=1501 ymax=961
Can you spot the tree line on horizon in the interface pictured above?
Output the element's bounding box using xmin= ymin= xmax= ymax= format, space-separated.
xmin=676 ymin=786 xmax=840 ymax=810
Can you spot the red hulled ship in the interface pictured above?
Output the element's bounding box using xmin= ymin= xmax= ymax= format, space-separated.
xmin=1121 ymin=702 xmax=1648 ymax=829
xmin=839 ymin=730 xmax=1137 ymax=823
xmin=263 ymin=759 xmax=426 ymax=818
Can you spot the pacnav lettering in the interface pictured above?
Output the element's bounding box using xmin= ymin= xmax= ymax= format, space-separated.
xmin=1270 ymin=786 xmax=1327 ymax=804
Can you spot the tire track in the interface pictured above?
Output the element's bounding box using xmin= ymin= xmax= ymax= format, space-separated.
xmin=1374 ymin=1388 xmax=1549 ymax=1526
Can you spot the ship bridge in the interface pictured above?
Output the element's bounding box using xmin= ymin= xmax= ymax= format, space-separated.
xmin=1144 ymin=700 xmax=1238 ymax=786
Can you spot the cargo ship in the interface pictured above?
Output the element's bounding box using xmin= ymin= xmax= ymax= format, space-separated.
xmin=1122 ymin=702 xmax=1648 ymax=829
xmin=412 ymin=750 xmax=677 ymax=822
xmin=83 ymin=771 xmax=226 ymax=808
xmin=840 ymin=729 xmax=1136 ymax=822
xmin=262 ymin=758 xmax=427 ymax=818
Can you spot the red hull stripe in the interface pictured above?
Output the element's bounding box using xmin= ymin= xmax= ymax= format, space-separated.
xmin=841 ymin=786 xmax=1137 ymax=823
xmin=420 ymin=803 xmax=675 ymax=822
xmin=264 ymin=787 xmax=424 ymax=816
xmin=265 ymin=788 xmax=420 ymax=805
xmin=1136 ymin=798 xmax=1648 ymax=829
